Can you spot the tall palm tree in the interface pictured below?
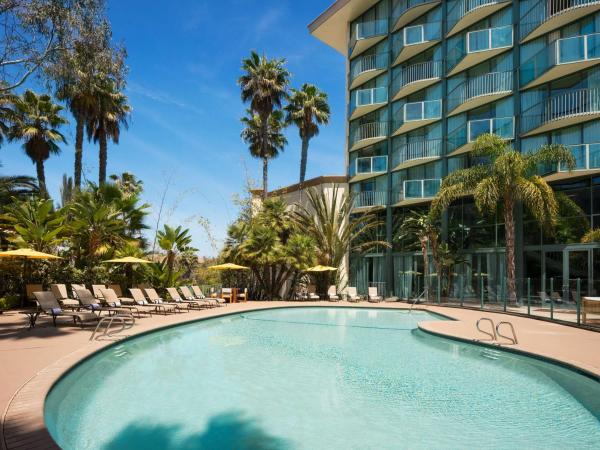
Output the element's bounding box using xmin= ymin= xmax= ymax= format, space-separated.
xmin=0 ymin=91 xmax=16 ymax=147
xmin=157 ymin=224 xmax=195 ymax=287
xmin=9 ymin=90 xmax=68 ymax=197
xmin=87 ymin=79 xmax=131 ymax=185
xmin=432 ymin=134 xmax=575 ymax=304
xmin=238 ymin=51 xmax=290 ymax=197
xmin=241 ymin=109 xmax=287 ymax=195
xmin=284 ymin=84 xmax=330 ymax=184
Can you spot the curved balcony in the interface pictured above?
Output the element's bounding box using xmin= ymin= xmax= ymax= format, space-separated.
xmin=521 ymin=0 xmax=600 ymax=43
xmin=447 ymin=71 xmax=513 ymax=116
xmin=543 ymin=143 xmax=600 ymax=181
xmin=447 ymin=25 xmax=513 ymax=76
xmin=352 ymin=191 xmax=387 ymax=210
xmin=350 ymin=53 xmax=389 ymax=90
xmin=393 ymin=179 xmax=441 ymax=206
xmin=392 ymin=99 xmax=442 ymax=136
xmin=350 ymin=19 xmax=389 ymax=59
xmin=392 ymin=0 xmax=441 ymax=32
xmin=392 ymin=61 xmax=442 ymax=101
xmin=350 ymin=156 xmax=388 ymax=182
xmin=522 ymin=88 xmax=600 ymax=136
xmin=350 ymin=122 xmax=389 ymax=152
xmin=392 ymin=139 xmax=442 ymax=171
xmin=350 ymin=86 xmax=388 ymax=120
xmin=448 ymin=117 xmax=514 ymax=155
xmin=392 ymin=22 xmax=441 ymax=66
xmin=447 ymin=0 xmax=512 ymax=37
xmin=521 ymin=33 xmax=600 ymax=90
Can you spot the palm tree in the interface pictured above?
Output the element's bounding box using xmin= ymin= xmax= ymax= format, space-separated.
xmin=238 ymin=51 xmax=290 ymax=197
xmin=0 ymin=174 xmax=38 ymax=208
xmin=157 ymin=225 xmax=195 ymax=287
xmin=284 ymin=84 xmax=330 ymax=184
xmin=86 ymin=79 xmax=131 ymax=185
xmin=241 ymin=109 xmax=287 ymax=195
xmin=0 ymin=91 xmax=16 ymax=147
xmin=432 ymin=134 xmax=575 ymax=303
xmin=9 ymin=90 xmax=68 ymax=197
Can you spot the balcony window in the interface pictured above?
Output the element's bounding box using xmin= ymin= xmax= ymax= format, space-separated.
xmin=404 ymin=100 xmax=442 ymax=121
xmin=404 ymin=25 xmax=425 ymax=45
xmin=355 ymin=19 xmax=388 ymax=41
xmin=356 ymin=87 xmax=388 ymax=107
xmin=356 ymin=156 xmax=388 ymax=174
xmin=467 ymin=117 xmax=514 ymax=142
xmin=557 ymin=33 xmax=600 ymax=64
xmin=403 ymin=179 xmax=441 ymax=199
xmin=558 ymin=143 xmax=600 ymax=171
xmin=467 ymin=25 xmax=512 ymax=53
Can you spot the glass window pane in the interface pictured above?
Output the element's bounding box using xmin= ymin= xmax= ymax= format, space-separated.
xmin=491 ymin=26 xmax=512 ymax=49
xmin=571 ymin=145 xmax=587 ymax=170
xmin=405 ymin=103 xmax=423 ymax=121
xmin=493 ymin=118 xmax=514 ymax=139
xmin=424 ymin=100 xmax=441 ymax=119
xmin=590 ymin=143 xmax=600 ymax=169
xmin=588 ymin=34 xmax=600 ymax=60
xmin=558 ymin=36 xmax=585 ymax=64
xmin=372 ymin=156 xmax=387 ymax=172
xmin=404 ymin=180 xmax=422 ymax=198
xmin=468 ymin=30 xmax=489 ymax=52
xmin=424 ymin=179 xmax=440 ymax=197
xmin=469 ymin=120 xmax=490 ymax=141
xmin=357 ymin=158 xmax=372 ymax=173
xmin=405 ymin=25 xmax=424 ymax=45
xmin=357 ymin=89 xmax=373 ymax=106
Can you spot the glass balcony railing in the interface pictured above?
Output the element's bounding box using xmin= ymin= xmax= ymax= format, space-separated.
xmin=402 ymin=179 xmax=441 ymax=199
xmin=350 ymin=87 xmax=388 ymax=117
xmin=392 ymin=61 xmax=442 ymax=97
xmin=404 ymin=99 xmax=442 ymax=121
xmin=521 ymin=0 xmax=600 ymax=41
xmin=467 ymin=25 xmax=513 ymax=53
xmin=468 ymin=117 xmax=514 ymax=142
xmin=353 ymin=191 xmax=388 ymax=208
xmin=522 ymin=88 xmax=600 ymax=133
xmin=448 ymin=71 xmax=513 ymax=112
xmin=353 ymin=156 xmax=388 ymax=176
xmin=351 ymin=122 xmax=389 ymax=148
xmin=558 ymin=143 xmax=600 ymax=172
xmin=392 ymin=139 xmax=442 ymax=167
xmin=393 ymin=0 xmax=439 ymax=26
xmin=350 ymin=19 xmax=389 ymax=55
xmin=393 ymin=22 xmax=441 ymax=59
xmin=448 ymin=0 xmax=508 ymax=32
xmin=350 ymin=53 xmax=389 ymax=83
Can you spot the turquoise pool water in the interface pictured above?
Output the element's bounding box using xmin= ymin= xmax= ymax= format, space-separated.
xmin=45 ymin=307 xmax=600 ymax=449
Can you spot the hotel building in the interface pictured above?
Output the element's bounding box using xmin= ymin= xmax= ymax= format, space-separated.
xmin=309 ymin=0 xmax=600 ymax=300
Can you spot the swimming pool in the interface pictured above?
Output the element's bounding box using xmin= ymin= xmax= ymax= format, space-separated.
xmin=45 ymin=307 xmax=600 ymax=449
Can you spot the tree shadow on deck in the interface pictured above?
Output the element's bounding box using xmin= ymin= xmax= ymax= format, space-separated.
xmin=103 ymin=411 xmax=292 ymax=450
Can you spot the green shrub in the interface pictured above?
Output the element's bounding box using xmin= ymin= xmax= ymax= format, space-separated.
xmin=0 ymin=295 xmax=21 ymax=310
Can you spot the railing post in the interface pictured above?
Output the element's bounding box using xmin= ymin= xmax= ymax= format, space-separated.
xmin=576 ymin=278 xmax=581 ymax=325
xmin=460 ymin=274 xmax=464 ymax=307
xmin=480 ymin=275 xmax=484 ymax=309
xmin=550 ymin=277 xmax=554 ymax=320
xmin=527 ymin=277 xmax=531 ymax=316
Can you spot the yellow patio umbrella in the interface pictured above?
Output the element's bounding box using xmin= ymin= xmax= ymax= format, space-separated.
xmin=208 ymin=263 xmax=250 ymax=270
xmin=0 ymin=248 xmax=62 ymax=304
xmin=305 ymin=265 xmax=338 ymax=272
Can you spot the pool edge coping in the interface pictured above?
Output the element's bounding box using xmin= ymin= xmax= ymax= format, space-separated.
xmin=1 ymin=302 xmax=598 ymax=450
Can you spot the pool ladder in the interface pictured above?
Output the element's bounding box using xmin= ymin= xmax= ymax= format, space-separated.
xmin=476 ymin=318 xmax=518 ymax=345
xmin=90 ymin=314 xmax=135 ymax=341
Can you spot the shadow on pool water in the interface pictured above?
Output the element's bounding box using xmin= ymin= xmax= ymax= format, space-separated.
xmin=102 ymin=410 xmax=291 ymax=450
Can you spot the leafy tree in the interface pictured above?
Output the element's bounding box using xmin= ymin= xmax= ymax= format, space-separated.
xmin=157 ymin=225 xmax=195 ymax=287
xmin=241 ymin=109 xmax=287 ymax=196
xmin=238 ymin=51 xmax=290 ymax=198
xmin=0 ymin=198 xmax=64 ymax=251
xmin=86 ymin=78 xmax=131 ymax=185
xmin=9 ymin=90 xmax=68 ymax=197
xmin=432 ymin=134 xmax=575 ymax=303
xmin=284 ymin=84 xmax=330 ymax=184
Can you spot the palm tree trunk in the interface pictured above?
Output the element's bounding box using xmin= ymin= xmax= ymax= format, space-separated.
xmin=74 ymin=117 xmax=84 ymax=190
xmin=262 ymin=156 xmax=268 ymax=199
xmin=299 ymin=136 xmax=309 ymax=184
xmin=420 ymin=238 xmax=429 ymax=300
xmin=98 ymin=131 xmax=108 ymax=185
xmin=35 ymin=158 xmax=47 ymax=198
xmin=504 ymin=197 xmax=517 ymax=304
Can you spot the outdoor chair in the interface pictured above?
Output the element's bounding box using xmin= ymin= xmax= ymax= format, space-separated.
xmin=33 ymin=291 xmax=100 ymax=328
xmin=128 ymin=288 xmax=176 ymax=315
xmin=166 ymin=287 xmax=209 ymax=310
xmin=26 ymin=284 xmax=43 ymax=302
xmin=145 ymin=288 xmax=186 ymax=313
xmin=76 ymin=288 xmax=137 ymax=319
xmin=92 ymin=284 xmax=107 ymax=299
xmin=108 ymin=284 xmax=123 ymax=297
xmin=237 ymin=288 xmax=248 ymax=302
xmin=191 ymin=285 xmax=205 ymax=299
xmin=368 ymin=287 xmax=383 ymax=303
xmin=190 ymin=286 xmax=223 ymax=306
xmin=50 ymin=284 xmax=79 ymax=308
xmin=221 ymin=287 xmax=233 ymax=303
xmin=71 ymin=284 xmax=86 ymax=298
xmin=305 ymin=285 xmax=320 ymax=301
xmin=551 ymin=291 xmax=564 ymax=304
xmin=327 ymin=285 xmax=340 ymax=302
xmin=582 ymin=297 xmax=600 ymax=324
xmin=346 ymin=287 xmax=360 ymax=302
xmin=181 ymin=286 xmax=222 ymax=307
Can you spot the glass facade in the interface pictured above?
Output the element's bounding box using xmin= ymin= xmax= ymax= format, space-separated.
xmin=314 ymin=0 xmax=600 ymax=299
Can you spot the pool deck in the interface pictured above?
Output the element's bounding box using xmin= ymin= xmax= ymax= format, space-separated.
xmin=1 ymin=301 xmax=600 ymax=450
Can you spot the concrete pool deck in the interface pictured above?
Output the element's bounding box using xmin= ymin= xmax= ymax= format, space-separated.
xmin=1 ymin=301 xmax=599 ymax=450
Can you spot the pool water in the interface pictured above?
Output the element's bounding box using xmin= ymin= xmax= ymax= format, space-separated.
xmin=45 ymin=307 xmax=600 ymax=449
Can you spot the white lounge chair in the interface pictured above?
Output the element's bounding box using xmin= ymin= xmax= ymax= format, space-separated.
xmin=368 ymin=287 xmax=383 ymax=303
xmin=346 ymin=287 xmax=360 ymax=302
xmin=327 ymin=285 xmax=340 ymax=302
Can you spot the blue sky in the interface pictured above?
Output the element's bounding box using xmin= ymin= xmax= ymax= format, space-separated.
xmin=0 ymin=0 xmax=346 ymax=256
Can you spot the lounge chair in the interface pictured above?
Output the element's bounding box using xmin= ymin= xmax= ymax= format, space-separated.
xmin=26 ymin=284 xmax=43 ymax=302
xmin=551 ymin=291 xmax=564 ymax=304
xmin=237 ymin=288 xmax=248 ymax=302
xmin=108 ymin=284 xmax=123 ymax=297
xmin=582 ymin=297 xmax=600 ymax=324
xmin=71 ymin=284 xmax=86 ymax=298
xmin=327 ymin=285 xmax=340 ymax=302
xmin=98 ymin=288 xmax=150 ymax=317
xmin=178 ymin=286 xmax=218 ymax=307
xmin=33 ymin=291 xmax=100 ymax=328
xmin=145 ymin=288 xmax=186 ymax=313
xmin=368 ymin=287 xmax=383 ymax=303
xmin=92 ymin=284 xmax=107 ymax=299
xmin=165 ymin=287 xmax=208 ymax=310
xmin=221 ymin=287 xmax=233 ymax=303
xmin=128 ymin=288 xmax=176 ymax=315
xmin=346 ymin=287 xmax=361 ymax=303
xmin=75 ymin=288 xmax=137 ymax=319
xmin=189 ymin=286 xmax=224 ymax=306
xmin=50 ymin=284 xmax=80 ymax=308
xmin=303 ymin=285 xmax=320 ymax=301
